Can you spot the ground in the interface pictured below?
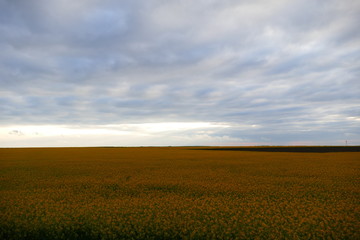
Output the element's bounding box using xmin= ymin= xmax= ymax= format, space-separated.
xmin=0 ymin=146 xmax=359 ymax=239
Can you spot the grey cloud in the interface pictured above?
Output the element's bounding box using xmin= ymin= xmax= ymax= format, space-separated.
xmin=0 ymin=0 xmax=359 ymax=145
xmin=8 ymin=129 xmax=24 ymax=136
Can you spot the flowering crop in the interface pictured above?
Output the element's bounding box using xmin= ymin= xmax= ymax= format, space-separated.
xmin=0 ymin=147 xmax=359 ymax=239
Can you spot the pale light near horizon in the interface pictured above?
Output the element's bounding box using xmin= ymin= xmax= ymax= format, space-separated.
xmin=0 ymin=122 xmax=235 ymax=147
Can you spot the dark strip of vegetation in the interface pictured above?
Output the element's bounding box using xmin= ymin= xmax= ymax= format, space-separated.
xmin=194 ymin=146 xmax=360 ymax=153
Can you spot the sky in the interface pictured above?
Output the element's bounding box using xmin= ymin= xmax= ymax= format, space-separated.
xmin=0 ymin=0 xmax=359 ymax=147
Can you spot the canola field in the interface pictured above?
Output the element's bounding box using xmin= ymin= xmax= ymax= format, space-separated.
xmin=0 ymin=147 xmax=359 ymax=239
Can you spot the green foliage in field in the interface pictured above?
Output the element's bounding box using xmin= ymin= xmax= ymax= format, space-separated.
xmin=0 ymin=147 xmax=359 ymax=239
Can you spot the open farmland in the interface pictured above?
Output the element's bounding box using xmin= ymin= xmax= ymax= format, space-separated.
xmin=0 ymin=147 xmax=359 ymax=239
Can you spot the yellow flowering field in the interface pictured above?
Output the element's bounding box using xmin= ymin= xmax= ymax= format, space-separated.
xmin=0 ymin=147 xmax=359 ymax=239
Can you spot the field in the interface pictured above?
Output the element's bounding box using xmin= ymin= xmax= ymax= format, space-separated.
xmin=0 ymin=146 xmax=359 ymax=239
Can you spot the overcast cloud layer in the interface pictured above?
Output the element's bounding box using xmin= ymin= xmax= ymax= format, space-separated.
xmin=1 ymin=0 xmax=359 ymax=147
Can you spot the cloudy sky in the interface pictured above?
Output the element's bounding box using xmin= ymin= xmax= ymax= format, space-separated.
xmin=1 ymin=0 xmax=359 ymax=147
